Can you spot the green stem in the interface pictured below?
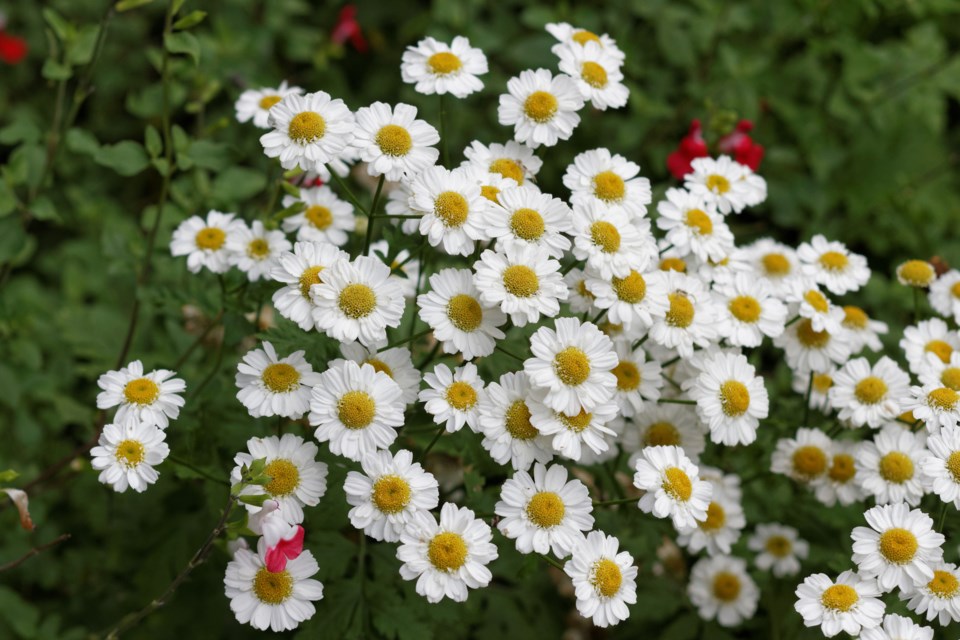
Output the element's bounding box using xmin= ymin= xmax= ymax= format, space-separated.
xmin=659 ymin=242 xmax=674 ymax=255
xmin=416 ymin=341 xmax=442 ymax=370
xmin=592 ymin=497 xmax=638 ymax=508
xmin=560 ymin=259 xmax=584 ymax=276
xmin=913 ymin=287 xmax=921 ymax=324
xmin=373 ymin=213 xmax=423 ymax=220
xmin=495 ymin=344 xmax=525 ymax=363
xmin=590 ymin=308 xmax=608 ymax=325
xmin=326 ymin=166 xmax=367 ymax=216
xmin=661 ymin=355 xmax=681 ymax=368
xmin=938 ymin=502 xmax=949 ymax=533
xmin=802 ymin=370 xmax=814 ymax=427
xmin=538 ymin=553 xmax=564 ymax=570
xmin=439 ymin=93 xmax=449 ymax=168
xmin=785 ymin=314 xmax=800 ymax=327
xmin=421 ymin=424 xmax=446 ymax=458
xmin=663 ymin=375 xmax=683 ymax=392
xmin=167 ymin=455 xmax=229 ymax=486
xmin=631 ymin=334 xmax=649 ymax=350
xmin=658 ymin=398 xmax=697 ymax=406
xmin=385 ymin=328 xmax=431 ymax=350
xmin=363 ymin=175 xmax=386 ymax=256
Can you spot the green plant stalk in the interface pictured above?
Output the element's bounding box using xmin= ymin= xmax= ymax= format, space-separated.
xmin=363 ymin=174 xmax=386 ymax=256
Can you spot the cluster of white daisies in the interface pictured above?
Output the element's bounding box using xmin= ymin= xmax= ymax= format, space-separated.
xmin=86 ymin=18 xmax=960 ymax=637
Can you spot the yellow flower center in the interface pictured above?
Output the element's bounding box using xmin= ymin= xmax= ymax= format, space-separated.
xmin=818 ymin=251 xmax=848 ymax=271
xmin=729 ymin=296 xmax=761 ymax=323
xmin=264 ymin=458 xmax=300 ymax=496
xmin=612 ymin=360 xmax=640 ymax=391
xmin=258 ymin=95 xmax=282 ymax=110
xmin=195 ymin=226 xmax=226 ymax=250
xmin=803 ymin=289 xmax=829 ymax=313
xmin=502 ymin=265 xmax=539 ymax=297
xmin=304 ymin=205 xmax=334 ymax=230
xmin=761 ymin=253 xmax=791 ymax=276
xmin=504 ymin=400 xmax=538 ymax=440
xmin=526 ymin=491 xmax=565 ymax=528
xmin=376 ymin=124 xmax=413 ymax=157
xmin=928 ymin=570 xmax=960 ymax=598
xmin=879 ymin=527 xmax=918 ymax=564
xmin=612 ymin=271 xmax=646 ymax=303
xmin=879 ymin=452 xmax=914 ymax=484
xmin=480 ymin=185 xmax=501 ymax=203
xmin=427 ymin=51 xmax=462 ymax=75
xmin=510 ymin=208 xmax=546 ymax=241
xmin=719 ymin=380 xmax=750 ymax=417
xmin=899 ymin=260 xmax=934 ymax=286
xmin=253 ymin=568 xmax=293 ymax=605
xmin=247 ymin=238 xmax=270 ymax=259
xmin=591 ymin=558 xmax=623 ymax=597
xmin=820 ymin=584 xmax=858 ymax=612
xmin=589 ymin=221 xmax=621 ymax=253
xmin=428 ymin=532 xmax=468 ymax=571
xmin=592 ymin=171 xmax=624 ymax=202
xmin=792 ymin=446 xmax=828 ymax=480
xmin=854 ymin=376 xmax=888 ymax=405
xmin=559 ymin=408 xmax=593 ymax=433
xmin=553 ymin=347 xmax=591 ymax=386
xmin=337 ymin=390 xmax=376 ymax=430
xmin=363 ymin=358 xmax=392 ymax=378
xmin=660 ymin=257 xmax=687 ymax=273
xmin=288 ymin=111 xmax=326 ymax=143
xmin=842 ymin=306 xmax=868 ymax=330
xmin=261 ymin=363 xmax=301 ymax=393
xmin=947 ymin=451 xmax=960 ymax=483
xmin=812 ymin=373 xmax=834 ymax=394
xmin=705 ymin=174 xmax=730 ymax=194
xmin=523 ymin=91 xmax=558 ymax=123
xmin=662 ymin=467 xmax=692 ymax=501
xmin=645 ymin=422 xmax=680 ymax=447
xmin=941 ymin=367 xmax=960 ymax=391
xmin=115 ymin=439 xmax=145 ymax=468
xmin=299 ymin=265 xmax=324 ymax=298
xmin=372 ymin=474 xmax=411 ymax=514
xmin=446 ymin=381 xmax=478 ymax=411
xmin=765 ymin=535 xmax=792 ymax=558
xmin=796 ymin=318 xmax=830 ymax=348
xmin=925 ymin=340 xmax=954 ymax=364
xmin=446 ymin=294 xmax=483 ymax=331
xmin=338 ymin=283 xmax=377 ymax=319
xmin=572 ymin=30 xmax=601 ymax=45
xmin=829 ymin=454 xmax=856 ymax=483
xmin=712 ymin=572 xmax=741 ymax=602
xmin=489 ymin=158 xmax=524 ymax=184
xmin=123 ymin=378 xmax=160 ymax=405
xmin=953 ymin=281 xmax=960 ymax=299
xmin=684 ymin=209 xmax=713 ymax=235
xmin=666 ymin=292 xmax=695 ymax=328
xmin=699 ymin=502 xmax=726 ymax=531
xmin=577 ymin=279 xmax=594 ymax=300
xmin=929 ymin=387 xmax=959 ymax=411
xmin=580 ymin=61 xmax=608 ymax=88
xmin=434 ymin=191 xmax=469 ymax=228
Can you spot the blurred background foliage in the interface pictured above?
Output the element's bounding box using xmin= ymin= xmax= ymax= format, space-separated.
xmin=1 ymin=0 xmax=959 ymax=638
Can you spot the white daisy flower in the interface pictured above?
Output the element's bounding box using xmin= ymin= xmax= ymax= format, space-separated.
xmin=687 ymin=555 xmax=759 ymax=627
xmin=905 ymin=384 xmax=960 ymax=432
xmin=851 ymin=503 xmax=945 ymax=593
xmin=784 ymin=279 xmax=845 ymax=334
xmin=896 ymin=259 xmax=937 ymax=288
xmin=829 ymin=356 xmax=911 ymax=429
xmin=861 ymin=613 xmax=934 ymax=640
xmin=409 ymin=165 xmax=487 ymax=256
xmin=344 ymin=449 xmax=439 ymax=542
xmin=461 ymin=139 xmax=542 ymax=185
xmin=563 ymin=530 xmax=637 ymax=628
xmin=774 ymin=317 xmax=851 ymax=374
xmin=841 ymin=305 xmax=888 ymax=354
xmin=714 ymin=272 xmax=788 ymax=347
xmin=814 ymin=440 xmax=866 ymax=507
xmin=748 ymin=523 xmax=808 ymax=577
xmin=899 ymin=561 xmax=960 ymax=626
xmin=797 ymin=234 xmax=871 ymax=295
xmin=497 ymin=68 xmax=584 ymax=148
xmin=689 ymin=351 xmax=768 ymax=446
xmin=170 ymin=210 xmax=246 ymax=274
xmin=621 ymin=403 xmax=706 ymax=462
xmin=473 ymin=244 xmax=567 ymax=327
xmin=260 ymin=91 xmax=355 ymax=172
xmin=280 ymin=185 xmax=355 ymax=246
xmin=563 ymin=267 xmax=596 ymax=314
xmin=794 ymin=570 xmax=885 ymax=637
xmin=397 ymin=503 xmax=498 ymax=603
xmin=400 ymin=36 xmax=488 ymax=98
xmin=564 ymin=148 xmax=651 ymax=220
xmin=684 ymin=156 xmax=756 ymax=215
xmin=485 ymin=185 xmax=571 ymax=258
xmin=495 ymin=463 xmax=594 ymax=557
xmin=929 ymin=269 xmax=960 ymax=324
xmin=770 ymin=427 xmax=833 ymax=487
xmin=585 ymin=268 xmax=669 ymax=331
xmin=738 ymin=238 xmax=802 ymax=297
xmin=417 ymin=267 xmax=506 ymax=360
xmin=353 ymin=102 xmax=439 ymax=181
xmin=96 ymin=360 xmax=186 ymax=429
xmin=235 ymin=341 xmax=322 ymax=419
xmin=331 ymin=342 xmax=420 ymax=406
xmin=311 ymin=255 xmax=404 ymax=347
xmin=90 ymin=420 xmax=169 ymax=493
xmin=578 ymin=415 xmax=624 ymax=466
xmin=571 ymin=202 xmax=657 ymax=279
xmin=609 ymin=340 xmax=663 ymax=417
xmin=856 ymin=425 xmax=928 ymax=506
xmin=227 ymin=220 xmax=291 ymax=282
xmin=234 ymin=80 xmax=303 ymax=129
xmin=270 ymin=241 xmax=349 ymax=331
xmin=478 ymin=371 xmax=554 ymax=471
xmin=656 ymin=188 xmax=733 ymax=263
xmin=900 ymin=318 xmax=960 ymax=375
xmin=919 ymin=351 xmax=960 ymax=393
xmin=370 ymin=239 xmax=421 ymax=299
xmin=524 ymin=317 xmax=618 ymax=415
xmin=231 ymin=434 xmax=328 ymax=524
xmin=648 ymin=271 xmax=719 ymax=357
xmin=384 ymin=179 xmax=421 ymax=234
xmin=546 ymin=23 xmax=625 ymax=60
xmin=677 ymin=473 xmax=745 ymax=556
xmin=224 ymin=537 xmax=323 ymax=632
xmin=792 ymin=367 xmax=837 ymax=415
xmin=419 ymin=363 xmax=486 ymax=433
xmin=633 ymin=445 xmax=712 ymax=531
xmin=556 ymin=40 xmax=628 ymax=110
xmin=921 ymin=425 xmax=960 ymax=508
xmin=308 ymin=361 xmax=404 ymax=462
xmin=528 ymin=395 xmax=619 ymax=461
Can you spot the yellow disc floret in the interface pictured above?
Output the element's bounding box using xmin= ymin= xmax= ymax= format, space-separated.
xmin=589 ymin=221 xmax=621 ymax=253
xmin=372 ymin=474 xmax=411 ymax=514
xmin=299 ymin=265 xmax=324 ymax=298
xmin=792 ymin=446 xmax=827 ymax=480
xmin=819 ymin=251 xmax=848 ymax=271
xmin=505 ymin=401 xmax=538 ymax=440
xmin=612 ymin=271 xmax=646 ymax=303
xmin=428 ymin=532 xmax=468 ymax=571
xmin=699 ymin=502 xmax=726 ymax=531
xmin=705 ymin=174 xmax=730 ymax=194
xmin=247 ymin=238 xmax=270 ymax=259
xmin=554 ymin=347 xmax=591 ymax=386
xmin=879 ymin=452 xmax=914 ymax=484
xmin=719 ymin=380 xmax=750 ymax=417
xmin=446 ymin=294 xmax=483 ymax=331
xmin=712 ymin=572 xmax=741 ymax=602
xmin=337 ymin=390 xmax=376 ymax=430
xmin=446 ymin=381 xmax=478 ymax=410
xmin=338 ymin=283 xmax=377 ymax=319
xmin=434 ymin=191 xmax=469 ymax=227
xmin=593 ymin=171 xmax=625 ymax=202
xmin=684 ymin=209 xmax=713 ymax=235
xmin=941 ymin=367 xmax=960 ymax=391
xmin=502 ymin=265 xmax=539 ymax=297
xmin=829 ymin=454 xmax=856 ymax=483
xmin=376 ymin=124 xmax=413 ymax=157
xmin=288 ymin=111 xmax=326 ymax=143
xmin=820 ymin=584 xmax=858 ymax=611
xmin=666 ymin=292 xmax=695 ymax=328
xmin=510 ymin=208 xmax=546 ymax=241
xmin=115 ymin=439 xmax=145 ymax=468
xmin=796 ymin=318 xmax=830 ymax=348
xmin=261 ymin=363 xmax=301 ymax=393
xmin=253 ymin=568 xmax=293 ymax=605
xmin=526 ymin=491 xmax=566 ymax=528
xmin=729 ymin=296 xmax=761 ymax=323
xmin=929 ymin=387 xmax=959 ymax=411
xmin=765 ymin=535 xmax=792 ymax=558
xmin=662 ymin=467 xmax=692 ymax=501
xmin=898 ymin=260 xmax=935 ymax=286
xmin=195 ymin=227 xmax=226 ymax=250
xmin=879 ymin=527 xmax=918 ymax=564
xmin=854 ymin=376 xmax=888 ymax=405
xmin=761 ymin=253 xmax=791 ymax=276
xmin=580 ymin=61 xmax=608 ymax=88
xmin=928 ymin=570 xmax=960 ymax=598
xmin=264 ymin=458 xmax=300 ymax=496
xmin=842 ymin=306 xmax=869 ymax=330
xmin=803 ymin=289 xmax=829 ymax=313
xmin=925 ymin=340 xmax=953 ymax=364
xmin=123 ymin=378 xmax=160 ymax=405
xmin=645 ymin=422 xmax=680 ymax=447
xmin=523 ymin=91 xmax=558 ymax=123
xmin=612 ymin=360 xmax=640 ymax=391
xmin=259 ymin=95 xmax=282 ymax=110
xmin=559 ymin=408 xmax=593 ymax=433
xmin=489 ymin=158 xmax=524 ymax=184
xmin=591 ymin=558 xmax=623 ymax=597
xmin=427 ymin=51 xmax=462 ymax=75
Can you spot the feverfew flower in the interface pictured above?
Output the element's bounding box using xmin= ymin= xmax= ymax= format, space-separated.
xmin=609 ymin=340 xmax=663 ymax=416
xmin=563 ymin=530 xmax=638 ymax=628
xmin=235 ymin=80 xmax=303 ymax=128
xmin=899 ymin=561 xmax=960 ymax=626
xmin=270 ymin=241 xmax=349 ymax=332
xmin=684 ymin=156 xmax=756 ymax=215
xmin=690 ymin=352 xmax=769 ymax=446
xmin=851 ymin=503 xmax=944 ymax=593
xmin=400 ymin=36 xmax=488 ymax=98
xmin=687 ymin=555 xmax=759 ymax=627
xmin=829 ymin=356 xmax=910 ymax=428
xmin=260 ymin=91 xmax=355 ymax=172
xmin=714 ymin=273 xmax=787 ymax=347
xmin=419 ymin=363 xmax=486 ymax=433
xmin=235 ymin=341 xmax=322 ymax=419
xmin=748 ymin=524 xmax=808 ymax=577
xmin=96 ymin=360 xmax=186 ymax=429
xmin=417 ymin=268 xmax=506 ymax=360
xmin=841 ymin=305 xmax=889 ymax=354
xmin=900 ymin=318 xmax=960 ymax=375
xmin=461 ymin=139 xmax=542 ymax=185
xmin=571 ymin=202 xmax=657 ymax=279
xmin=929 ymin=269 xmax=960 ymax=324
xmin=774 ymin=317 xmax=851 ymax=374
xmin=856 ymin=425 xmax=928 ymax=506
xmin=677 ymin=473 xmax=745 ymax=556
xmin=797 ymin=234 xmax=871 ymax=295
xmin=370 ymin=238 xmax=420 ymax=299
xmin=739 ymin=238 xmax=801 ymax=297
xmin=556 ymin=41 xmax=628 ymax=110
xmin=352 ymin=102 xmax=439 ymax=181
xmin=473 ymin=244 xmax=567 ymax=327
xmin=91 ymin=420 xmax=169 ymax=493
xmin=904 ymin=384 xmax=960 ymax=431
xmin=648 ymin=270 xmax=719 ymax=357
xmin=409 ymin=165 xmax=487 ymax=256
xmin=331 ymin=343 xmax=421 ymax=406
xmin=785 ymin=279 xmax=844 ymax=334
xmin=280 ymin=185 xmax=355 ymax=246
xmin=795 ymin=571 xmax=885 ymax=637
xmin=228 ymin=220 xmax=291 ymax=282
xmin=477 ymin=372 xmax=554 ymax=471
xmin=770 ymin=427 xmax=833 ymax=487
xmin=921 ymin=425 xmax=960 ymax=508
xmin=585 ymin=268 xmax=669 ymax=331
xmin=860 ymin=614 xmax=934 ymax=640
xmin=621 ymin=403 xmax=706 ymax=463
xmin=528 ymin=394 xmax=619 ymax=461
xmin=633 ymin=445 xmax=712 ymax=531
xmin=656 ymin=188 xmax=732 ymax=263
xmin=546 ymin=23 xmax=625 ymax=61
xmin=897 ymin=260 xmax=936 ymax=288
xmin=793 ymin=367 xmax=837 ymax=415
xmin=170 ymin=210 xmax=246 ymax=274
xmin=498 ymin=68 xmax=584 ymax=148
xmin=815 ymin=441 xmax=866 ymax=507
xmin=485 ymin=185 xmax=572 ymax=258
xmin=564 ymin=150 xmax=651 ymax=222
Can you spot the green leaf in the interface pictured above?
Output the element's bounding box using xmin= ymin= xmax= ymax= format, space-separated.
xmin=185 ymin=140 xmax=231 ymax=171
xmin=144 ymin=125 xmax=163 ymax=158
xmin=280 ymin=181 xmax=301 ymax=197
xmin=0 ymin=469 xmax=18 ymax=483
xmin=93 ymin=141 xmax=150 ymax=176
xmin=42 ymin=8 xmax=71 ymax=42
xmin=238 ymin=493 xmax=270 ymax=507
xmin=30 ymin=196 xmax=61 ymax=222
xmin=211 ymin=167 xmax=268 ymax=202
xmin=0 ymin=182 xmax=17 ymax=218
xmin=173 ymin=10 xmax=207 ymax=30
xmin=172 ymin=0 xmax=188 ymax=15
xmin=115 ymin=0 xmax=155 ymax=11
xmin=164 ymin=31 xmax=200 ymax=66
xmin=0 ymin=585 xmax=40 ymax=637
xmin=41 ymin=59 xmax=73 ymax=81
xmin=65 ymin=128 xmax=100 ymax=156
xmin=66 ymin=24 xmax=101 ymax=65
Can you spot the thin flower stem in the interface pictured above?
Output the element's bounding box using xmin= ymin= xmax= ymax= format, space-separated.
xmin=0 ymin=533 xmax=71 ymax=573
xmin=326 ymin=167 xmax=368 ymax=216
xmin=416 ymin=341 xmax=442 ymax=370
xmin=167 ymin=455 xmax=229 ymax=486
xmin=439 ymin=94 xmax=449 ymax=168
xmin=539 ymin=553 xmax=564 ymax=571
xmin=409 ymin=245 xmax=429 ymax=339
xmin=172 ymin=309 xmax=224 ymax=369
xmin=372 ymin=214 xmax=423 ymax=219
xmin=658 ymin=398 xmax=696 ymax=406
xmin=913 ymin=288 xmax=921 ymax=324
xmin=385 ymin=328 xmax=431 ymax=350
xmin=938 ymin=502 xmax=949 ymax=533
xmin=802 ymin=370 xmax=814 ymax=426
xmin=495 ymin=344 xmax=525 ymax=363
xmin=590 ymin=308 xmax=608 ymax=325
xmin=363 ymin=175 xmax=386 ymax=256
xmin=421 ymin=425 xmax=446 ymax=458
xmin=663 ymin=375 xmax=683 ymax=392
xmin=560 ymin=259 xmax=583 ymax=276
xmin=785 ymin=314 xmax=800 ymax=327
xmin=659 ymin=242 xmax=674 ymax=255
xmin=631 ymin=334 xmax=649 ymax=350
xmin=661 ymin=355 xmax=681 ymax=368
xmin=592 ymin=497 xmax=638 ymax=508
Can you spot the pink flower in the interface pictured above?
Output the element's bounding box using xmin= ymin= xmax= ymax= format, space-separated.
xmin=264 ymin=525 xmax=304 ymax=572
xmin=666 ymin=119 xmax=708 ymax=179
xmin=331 ymin=5 xmax=367 ymax=53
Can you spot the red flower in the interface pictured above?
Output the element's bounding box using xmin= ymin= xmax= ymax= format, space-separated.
xmin=666 ymin=118 xmax=765 ymax=179
xmin=265 ymin=524 xmax=305 ymax=573
xmin=331 ymin=5 xmax=367 ymax=53
xmin=666 ymin=119 xmax=708 ymax=180
xmin=0 ymin=31 xmax=27 ymax=65
xmin=717 ymin=119 xmax=764 ymax=171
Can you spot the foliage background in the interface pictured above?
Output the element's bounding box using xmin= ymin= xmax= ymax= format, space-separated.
xmin=2 ymin=0 xmax=960 ymax=638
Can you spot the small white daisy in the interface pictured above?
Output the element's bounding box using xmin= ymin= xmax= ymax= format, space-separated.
xmin=792 ymin=367 xmax=837 ymax=415
xmin=860 ymin=613 xmax=934 ymax=640
xmin=528 ymin=395 xmax=619 ymax=461
xmin=556 ymin=40 xmax=628 ymax=110
xmin=353 ymin=102 xmax=439 ymax=181
xmin=738 ymin=238 xmax=802 ymax=297
xmin=170 ymin=210 xmax=246 ymax=274
xmin=565 ymin=268 xmax=597 ymax=311
xmin=929 ymin=269 xmax=960 ymax=324
xmin=419 ymin=363 xmax=486 ymax=433
xmin=774 ymin=316 xmax=851 ymax=374
xmin=260 ymin=91 xmax=355 ymax=172
xmin=656 ymin=188 xmax=733 ymax=263
xmin=899 ymin=561 xmax=960 ymax=626
xmin=687 ymin=555 xmax=759 ymax=627
xmin=477 ymin=371 xmax=554 ymax=471
xmin=235 ymin=341 xmax=322 ymax=419
xmin=485 ymin=185 xmax=572 ymax=258
xmin=280 ymin=185 xmax=355 ymax=246
xmin=648 ymin=270 xmax=719 ymax=357
xmin=370 ymin=238 xmax=421 ymax=299
xmin=609 ymin=340 xmax=663 ymax=417
xmin=621 ymin=403 xmax=706 ymax=462
xmin=563 ymin=530 xmax=638 ymax=628
xmin=270 ymin=241 xmax=349 ymax=331
xmin=897 ymin=260 xmax=937 ymax=288
xmin=400 ymin=36 xmax=488 ymax=98
xmin=770 ymin=427 xmax=833 ymax=487
xmin=90 ymin=420 xmax=169 ymax=493
xmin=677 ymin=473 xmax=745 ymax=556
xmin=856 ymin=425 xmax=928 ymax=506
xmin=571 ymin=202 xmax=657 ymax=279
xmin=905 ymin=384 xmax=960 ymax=432
xmin=96 ymin=360 xmax=186 ymax=429
xmin=546 ymin=23 xmax=625 ymax=61
xmin=794 ymin=570 xmax=885 ymax=637
xmin=633 ymin=445 xmax=712 ymax=531
xmin=921 ymin=425 xmax=960 ymax=508
xmin=900 ymin=318 xmax=960 ymax=375
xmin=690 ymin=352 xmax=768 ymax=446
xmin=830 ymin=356 xmax=911 ymax=428
xmin=227 ymin=220 xmax=291 ymax=282
xmin=498 ymin=68 xmax=584 ymax=148
xmin=417 ymin=267 xmax=506 ymax=360
xmin=397 ymin=503 xmax=498 ymax=603
xmin=461 ymin=139 xmax=542 ymax=185
xmin=585 ymin=268 xmax=669 ymax=332
xmin=231 ymin=434 xmax=328 ymax=524
xmin=748 ymin=524 xmax=808 ymax=577
xmin=473 ymin=244 xmax=568 ymax=327
xmin=797 ymin=234 xmax=871 ymax=295
xmin=344 ymin=449 xmax=439 ymax=542
xmin=564 ymin=148 xmax=651 ymax=220
xmin=235 ymin=80 xmax=303 ymax=129
xmin=714 ymin=272 xmax=788 ymax=347
xmin=919 ymin=351 xmax=960 ymax=392
xmin=841 ymin=305 xmax=889 ymax=354
xmin=331 ymin=342 xmax=420 ymax=406
xmin=814 ymin=440 xmax=866 ymax=507
xmin=784 ymin=279 xmax=845 ymax=334
xmin=851 ymin=503 xmax=945 ymax=593
xmin=684 ymin=156 xmax=756 ymax=215
xmin=409 ymin=165 xmax=487 ymax=256
xmin=308 ymin=361 xmax=405 ymax=462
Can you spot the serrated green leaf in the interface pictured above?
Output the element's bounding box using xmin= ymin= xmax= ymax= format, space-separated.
xmin=93 ymin=141 xmax=150 ymax=177
xmin=30 ymin=196 xmax=60 ymax=222
xmin=65 ymin=128 xmax=100 ymax=156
